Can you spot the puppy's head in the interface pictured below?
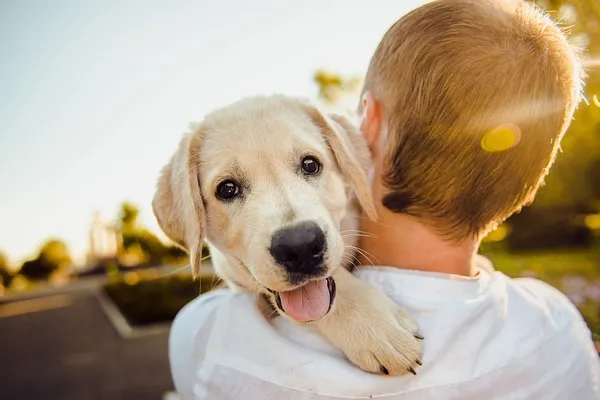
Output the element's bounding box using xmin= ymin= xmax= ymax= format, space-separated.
xmin=153 ymin=95 xmax=376 ymax=321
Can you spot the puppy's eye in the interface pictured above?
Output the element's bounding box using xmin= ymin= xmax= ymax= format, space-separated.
xmin=216 ymin=180 xmax=240 ymax=201
xmin=301 ymin=156 xmax=321 ymax=176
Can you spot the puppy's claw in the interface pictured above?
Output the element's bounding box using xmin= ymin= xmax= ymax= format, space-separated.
xmin=414 ymin=332 xmax=425 ymax=340
xmin=408 ymin=367 xmax=417 ymax=375
xmin=380 ymin=366 xmax=389 ymax=375
xmin=416 ymin=359 xmax=423 ymax=366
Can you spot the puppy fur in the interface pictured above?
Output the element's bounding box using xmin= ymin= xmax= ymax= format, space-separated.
xmin=153 ymin=95 xmax=423 ymax=375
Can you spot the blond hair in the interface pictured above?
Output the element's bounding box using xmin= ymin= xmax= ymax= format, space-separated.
xmin=362 ymin=0 xmax=584 ymax=240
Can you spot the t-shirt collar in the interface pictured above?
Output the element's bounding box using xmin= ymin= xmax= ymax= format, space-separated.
xmin=353 ymin=254 xmax=496 ymax=301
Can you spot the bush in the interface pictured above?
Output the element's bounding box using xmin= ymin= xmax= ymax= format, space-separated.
xmin=103 ymin=272 xmax=221 ymax=326
xmin=19 ymin=239 xmax=72 ymax=281
xmin=506 ymin=205 xmax=594 ymax=252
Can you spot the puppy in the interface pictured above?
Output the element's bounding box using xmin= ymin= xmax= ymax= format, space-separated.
xmin=153 ymin=95 xmax=423 ymax=375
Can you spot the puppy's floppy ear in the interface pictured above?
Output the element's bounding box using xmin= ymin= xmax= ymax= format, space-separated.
xmin=152 ymin=129 xmax=206 ymax=278
xmin=303 ymin=104 xmax=378 ymax=221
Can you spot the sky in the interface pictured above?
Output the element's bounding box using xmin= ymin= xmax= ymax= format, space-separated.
xmin=0 ymin=0 xmax=428 ymax=267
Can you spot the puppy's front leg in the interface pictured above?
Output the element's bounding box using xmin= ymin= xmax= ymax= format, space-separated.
xmin=312 ymin=268 xmax=424 ymax=376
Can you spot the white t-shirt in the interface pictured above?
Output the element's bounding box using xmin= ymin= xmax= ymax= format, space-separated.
xmin=169 ymin=256 xmax=600 ymax=399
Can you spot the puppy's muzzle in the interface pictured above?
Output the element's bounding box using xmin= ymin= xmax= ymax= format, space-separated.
xmin=269 ymin=221 xmax=326 ymax=279
xmin=267 ymin=221 xmax=335 ymax=322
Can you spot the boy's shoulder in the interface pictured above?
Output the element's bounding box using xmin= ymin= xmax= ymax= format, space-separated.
xmin=168 ymin=271 xmax=600 ymax=399
xmin=494 ymin=273 xmax=598 ymax=367
xmin=506 ymin=274 xmax=589 ymax=330
xmin=476 ymin=254 xmax=586 ymax=329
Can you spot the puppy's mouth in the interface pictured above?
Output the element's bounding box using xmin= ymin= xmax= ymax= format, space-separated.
xmin=268 ymin=277 xmax=336 ymax=322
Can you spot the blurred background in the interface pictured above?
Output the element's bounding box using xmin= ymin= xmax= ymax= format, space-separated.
xmin=0 ymin=0 xmax=598 ymax=398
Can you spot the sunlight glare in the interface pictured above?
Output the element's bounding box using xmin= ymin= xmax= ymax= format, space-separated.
xmin=583 ymin=56 xmax=600 ymax=69
xmin=584 ymin=214 xmax=600 ymax=230
xmin=481 ymin=123 xmax=521 ymax=153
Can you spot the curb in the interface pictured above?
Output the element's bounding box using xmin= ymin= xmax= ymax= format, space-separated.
xmin=1 ymin=277 xmax=107 ymax=303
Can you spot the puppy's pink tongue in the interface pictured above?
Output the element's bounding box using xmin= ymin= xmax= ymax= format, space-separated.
xmin=279 ymin=279 xmax=330 ymax=322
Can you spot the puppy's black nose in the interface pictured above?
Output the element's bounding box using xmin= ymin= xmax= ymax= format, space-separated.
xmin=270 ymin=221 xmax=326 ymax=275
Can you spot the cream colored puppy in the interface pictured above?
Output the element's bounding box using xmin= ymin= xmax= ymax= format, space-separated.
xmin=153 ymin=95 xmax=423 ymax=375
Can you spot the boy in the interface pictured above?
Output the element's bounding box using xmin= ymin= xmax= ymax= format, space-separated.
xmin=169 ymin=0 xmax=600 ymax=398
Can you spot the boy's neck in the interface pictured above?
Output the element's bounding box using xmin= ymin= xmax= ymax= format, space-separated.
xmin=356 ymin=128 xmax=480 ymax=277
xmin=358 ymin=208 xmax=479 ymax=277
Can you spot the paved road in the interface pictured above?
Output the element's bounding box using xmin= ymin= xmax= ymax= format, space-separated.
xmin=0 ymin=289 xmax=174 ymax=400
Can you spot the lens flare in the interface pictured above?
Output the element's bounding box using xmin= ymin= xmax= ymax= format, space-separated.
xmin=481 ymin=123 xmax=521 ymax=152
xmin=584 ymin=214 xmax=600 ymax=230
xmin=583 ymin=56 xmax=600 ymax=68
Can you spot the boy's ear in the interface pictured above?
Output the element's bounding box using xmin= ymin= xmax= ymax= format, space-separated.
xmin=359 ymin=91 xmax=383 ymax=156
xmin=152 ymin=130 xmax=206 ymax=278
xmin=302 ymin=103 xmax=378 ymax=221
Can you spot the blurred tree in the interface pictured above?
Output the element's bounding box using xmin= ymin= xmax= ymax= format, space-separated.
xmin=0 ymin=251 xmax=13 ymax=287
xmin=313 ymin=69 xmax=363 ymax=111
xmin=121 ymin=229 xmax=167 ymax=265
xmin=19 ymin=239 xmax=72 ymax=280
xmin=530 ymin=0 xmax=600 ymax=211
xmin=314 ymin=69 xmax=345 ymax=104
xmin=502 ymin=0 xmax=600 ymax=249
xmin=115 ymin=201 xmax=188 ymax=266
xmin=118 ymin=201 xmax=140 ymax=233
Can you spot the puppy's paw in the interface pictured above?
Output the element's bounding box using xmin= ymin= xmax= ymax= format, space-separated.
xmin=342 ymin=293 xmax=424 ymax=376
xmin=313 ymin=270 xmax=424 ymax=376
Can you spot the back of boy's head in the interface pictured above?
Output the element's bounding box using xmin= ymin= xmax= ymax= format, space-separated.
xmin=362 ymin=0 xmax=584 ymax=241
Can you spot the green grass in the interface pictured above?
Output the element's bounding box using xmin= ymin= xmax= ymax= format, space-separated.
xmin=483 ymin=247 xmax=599 ymax=278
